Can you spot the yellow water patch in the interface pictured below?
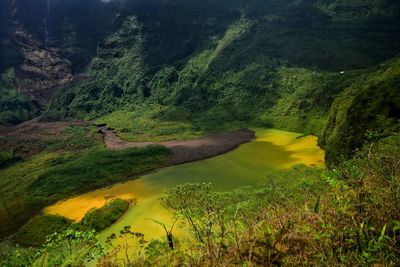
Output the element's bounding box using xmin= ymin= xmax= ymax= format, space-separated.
xmin=258 ymin=129 xmax=325 ymax=168
xmin=44 ymin=179 xmax=156 ymax=221
xmin=44 ymin=128 xmax=325 ymax=241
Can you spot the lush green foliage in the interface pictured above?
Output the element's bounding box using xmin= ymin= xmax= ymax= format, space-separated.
xmin=0 ymin=1 xmax=399 ymax=265
xmin=30 ymin=145 xmax=170 ymax=199
xmin=322 ymin=58 xmax=400 ymax=165
xmin=0 ymin=69 xmax=39 ymax=125
xmin=14 ymin=215 xmax=72 ymax=247
xmin=0 ymin=151 xmax=19 ymax=169
xmin=1 ymin=135 xmax=398 ymax=266
xmin=81 ymin=199 xmax=130 ymax=232
xmin=100 ymin=135 xmax=400 ymax=266
xmin=0 ymin=146 xmax=170 ymax=237
xmin=38 ymin=0 xmax=400 ymax=141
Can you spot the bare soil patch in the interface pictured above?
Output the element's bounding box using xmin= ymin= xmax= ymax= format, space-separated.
xmin=1 ymin=119 xmax=255 ymax=165
xmin=0 ymin=119 xmax=92 ymax=157
xmin=100 ymin=127 xmax=255 ymax=165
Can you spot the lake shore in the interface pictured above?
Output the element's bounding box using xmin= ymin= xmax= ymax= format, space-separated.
xmin=100 ymin=127 xmax=256 ymax=165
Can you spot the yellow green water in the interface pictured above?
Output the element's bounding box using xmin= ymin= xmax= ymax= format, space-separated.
xmin=45 ymin=129 xmax=324 ymax=240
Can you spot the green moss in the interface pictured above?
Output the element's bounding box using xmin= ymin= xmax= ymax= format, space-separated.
xmin=81 ymin=199 xmax=130 ymax=232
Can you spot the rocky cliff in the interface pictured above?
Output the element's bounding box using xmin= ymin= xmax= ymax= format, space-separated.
xmin=12 ymin=24 xmax=73 ymax=106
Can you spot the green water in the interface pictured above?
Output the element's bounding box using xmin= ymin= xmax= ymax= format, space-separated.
xmin=93 ymin=128 xmax=325 ymax=240
xmin=46 ymin=128 xmax=324 ymax=243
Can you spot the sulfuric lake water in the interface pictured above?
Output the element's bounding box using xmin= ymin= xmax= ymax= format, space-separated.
xmin=45 ymin=129 xmax=325 ymax=240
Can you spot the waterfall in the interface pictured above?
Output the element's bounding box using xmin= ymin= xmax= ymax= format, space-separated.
xmin=44 ymin=0 xmax=50 ymax=48
xmin=44 ymin=18 xmax=49 ymax=48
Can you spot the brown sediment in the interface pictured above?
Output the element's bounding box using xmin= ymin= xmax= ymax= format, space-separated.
xmin=100 ymin=127 xmax=255 ymax=166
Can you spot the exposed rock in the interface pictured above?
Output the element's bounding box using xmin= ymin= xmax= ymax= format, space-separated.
xmin=12 ymin=24 xmax=73 ymax=106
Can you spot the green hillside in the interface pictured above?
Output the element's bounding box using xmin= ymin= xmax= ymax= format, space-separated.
xmin=0 ymin=0 xmax=399 ymax=266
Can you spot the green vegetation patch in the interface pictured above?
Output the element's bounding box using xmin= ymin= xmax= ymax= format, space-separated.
xmin=81 ymin=199 xmax=130 ymax=232
xmin=322 ymin=57 xmax=400 ymax=165
xmin=30 ymin=145 xmax=171 ymax=200
xmin=0 ymin=69 xmax=40 ymax=126
xmin=1 ymin=135 xmax=399 ymax=266
xmin=14 ymin=214 xmax=72 ymax=246
xmin=0 ymin=151 xmax=20 ymax=169
xmin=96 ymin=106 xmax=202 ymax=142
xmin=0 ymin=146 xmax=170 ymax=238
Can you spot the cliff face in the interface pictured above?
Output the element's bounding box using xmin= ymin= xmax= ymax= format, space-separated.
xmin=12 ymin=24 xmax=73 ymax=107
xmin=0 ymin=0 xmax=74 ymax=108
xmin=321 ymin=58 xmax=400 ymax=166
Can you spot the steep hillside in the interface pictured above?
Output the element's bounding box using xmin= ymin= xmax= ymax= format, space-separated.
xmin=0 ymin=1 xmax=399 ymax=265
xmin=322 ymin=58 xmax=400 ymax=165
xmin=1 ymin=0 xmax=399 ymax=160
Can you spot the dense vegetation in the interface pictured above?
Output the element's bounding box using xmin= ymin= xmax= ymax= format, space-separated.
xmin=32 ymin=0 xmax=398 ymax=162
xmin=0 ymin=144 xmax=171 ymax=237
xmin=30 ymin=145 xmax=170 ymax=200
xmin=0 ymin=151 xmax=19 ymax=168
xmin=1 ymin=134 xmax=398 ymax=266
xmin=322 ymin=58 xmax=400 ymax=165
xmin=0 ymin=0 xmax=399 ymax=266
xmin=81 ymin=199 xmax=130 ymax=232
xmin=14 ymin=215 xmax=72 ymax=247
xmin=1 ymin=0 xmax=399 ymax=161
xmin=0 ymin=69 xmax=39 ymax=126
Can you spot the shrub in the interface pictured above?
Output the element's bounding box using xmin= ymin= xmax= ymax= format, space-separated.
xmin=81 ymin=199 xmax=130 ymax=232
xmin=14 ymin=215 xmax=72 ymax=246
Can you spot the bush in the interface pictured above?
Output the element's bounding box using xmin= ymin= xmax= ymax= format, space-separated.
xmin=0 ymin=151 xmax=19 ymax=168
xmin=81 ymin=199 xmax=130 ymax=231
xmin=14 ymin=215 xmax=72 ymax=246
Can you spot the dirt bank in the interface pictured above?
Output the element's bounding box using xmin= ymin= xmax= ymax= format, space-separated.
xmin=100 ymin=127 xmax=255 ymax=165
xmin=1 ymin=119 xmax=255 ymax=166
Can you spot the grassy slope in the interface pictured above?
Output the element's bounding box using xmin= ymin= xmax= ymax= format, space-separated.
xmin=96 ymin=107 xmax=201 ymax=142
xmin=0 ymin=145 xmax=171 ymax=238
xmin=41 ymin=0 xmax=400 ymax=122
